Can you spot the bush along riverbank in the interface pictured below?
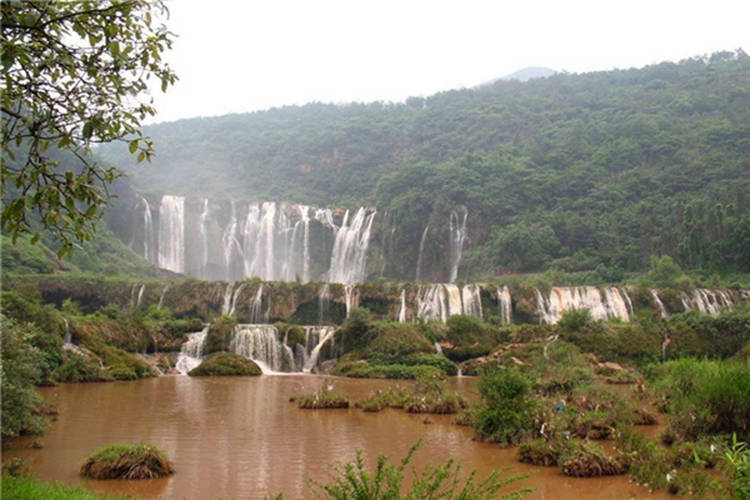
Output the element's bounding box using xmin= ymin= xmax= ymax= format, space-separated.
xmin=452 ymin=337 xmax=750 ymax=496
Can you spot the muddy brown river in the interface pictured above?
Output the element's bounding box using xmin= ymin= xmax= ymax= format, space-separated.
xmin=3 ymin=376 xmax=663 ymax=499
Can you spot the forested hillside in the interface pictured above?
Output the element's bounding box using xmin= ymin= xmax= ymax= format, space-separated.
xmin=100 ymin=51 xmax=750 ymax=278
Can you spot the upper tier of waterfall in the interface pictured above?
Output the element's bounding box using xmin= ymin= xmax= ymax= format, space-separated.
xmin=129 ymin=195 xmax=469 ymax=284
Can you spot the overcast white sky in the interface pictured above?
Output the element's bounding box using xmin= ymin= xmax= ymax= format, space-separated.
xmin=146 ymin=0 xmax=750 ymax=124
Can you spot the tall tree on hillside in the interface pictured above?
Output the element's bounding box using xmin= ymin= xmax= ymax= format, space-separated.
xmin=1 ymin=0 xmax=177 ymax=255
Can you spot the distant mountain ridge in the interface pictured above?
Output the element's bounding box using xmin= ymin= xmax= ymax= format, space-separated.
xmin=475 ymin=66 xmax=557 ymax=87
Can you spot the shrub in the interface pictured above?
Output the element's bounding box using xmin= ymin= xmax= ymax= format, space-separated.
xmin=294 ymin=443 xmax=530 ymax=500
xmin=80 ymin=443 xmax=174 ymax=479
xmin=726 ymin=435 xmax=750 ymax=499
xmin=653 ymin=358 xmax=750 ymax=440
xmin=53 ymin=352 xmax=110 ymax=383
xmin=188 ymin=353 xmax=261 ymax=376
xmin=0 ymin=316 xmax=48 ymax=438
xmin=557 ymin=308 xmax=592 ymax=332
xmin=473 ymin=367 xmax=534 ymax=444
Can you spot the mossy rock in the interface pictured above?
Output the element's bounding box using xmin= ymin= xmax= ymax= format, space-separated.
xmin=188 ymin=352 xmax=261 ymax=376
xmin=203 ymin=316 xmax=237 ymax=355
xmin=81 ymin=443 xmax=174 ymax=479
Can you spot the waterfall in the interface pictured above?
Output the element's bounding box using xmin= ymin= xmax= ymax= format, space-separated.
xmin=175 ymin=326 xmax=209 ymax=374
xmin=398 ymin=289 xmax=407 ymax=323
xmin=651 ymin=289 xmax=668 ymax=318
xmin=228 ymin=283 xmax=246 ymax=317
xmin=415 ymin=224 xmax=429 ymax=281
xmin=444 ymin=284 xmax=463 ymax=317
xmin=140 ymin=196 xmax=154 ymax=262
xmin=314 ymin=207 xmax=336 ymax=230
xmin=535 ymin=286 xmax=633 ymax=325
xmin=328 ymin=207 xmax=376 ymax=284
xmin=461 ymin=284 xmax=483 ymax=318
xmin=157 ymin=195 xmax=185 ymax=273
xmin=229 ymin=324 xmax=295 ymax=373
xmin=448 ymin=206 xmax=468 ymax=283
xmin=318 ymin=283 xmax=330 ymax=325
xmin=63 ymin=319 xmax=72 ymax=345
xmin=158 ymin=284 xmax=169 ymax=308
xmin=497 ymin=286 xmax=512 ymax=324
xmin=199 ymin=198 xmax=210 ymax=277
xmin=434 ymin=342 xmax=443 ymax=354
xmin=343 ymin=284 xmax=357 ymax=318
xmin=221 ymin=282 xmax=234 ymax=316
xmin=417 ymin=283 xmax=485 ymax=323
xmin=603 ymin=287 xmax=630 ymax=322
xmin=299 ymin=205 xmax=311 ymax=282
xmin=136 ymin=284 xmax=145 ymax=307
xmin=417 ymin=284 xmax=448 ymax=323
xmin=130 ymin=284 xmax=139 ymax=308
xmin=222 ymin=201 xmax=243 ymax=280
xmin=249 ymin=284 xmax=264 ymax=323
xmin=681 ymin=289 xmax=733 ymax=316
xmin=243 ymin=202 xmax=278 ymax=281
xmin=302 ymin=326 xmax=335 ymax=373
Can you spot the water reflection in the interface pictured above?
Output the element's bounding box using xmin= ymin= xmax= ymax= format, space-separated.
xmin=3 ymin=376 xmax=657 ymax=499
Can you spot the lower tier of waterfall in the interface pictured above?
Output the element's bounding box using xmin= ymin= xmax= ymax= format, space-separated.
xmin=177 ymin=324 xmax=337 ymax=375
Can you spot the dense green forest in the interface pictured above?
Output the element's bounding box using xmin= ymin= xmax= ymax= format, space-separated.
xmin=99 ymin=50 xmax=748 ymax=278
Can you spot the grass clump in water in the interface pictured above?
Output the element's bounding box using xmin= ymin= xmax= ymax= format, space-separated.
xmin=293 ymin=382 xmax=350 ymax=409
xmin=188 ymin=352 xmax=261 ymax=376
xmin=80 ymin=443 xmax=174 ymax=480
xmin=559 ymin=441 xmax=628 ymax=477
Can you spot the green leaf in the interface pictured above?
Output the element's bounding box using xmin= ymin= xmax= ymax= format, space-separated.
xmin=82 ymin=121 xmax=94 ymax=139
xmin=129 ymin=139 xmax=138 ymax=153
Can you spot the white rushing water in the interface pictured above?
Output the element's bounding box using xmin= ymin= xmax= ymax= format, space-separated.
xmin=175 ymin=326 xmax=209 ymax=375
xmin=158 ymin=284 xmax=169 ymax=308
xmin=199 ymin=198 xmax=210 ymax=277
xmin=249 ymin=284 xmax=264 ymax=323
xmin=302 ymin=326 xmax=335 ymax=373
xmin=229 ymin=324 xmax=293 ymax=373
xmin=228 ymin=283 xmax=246 ymax=317
xmin=221 ymin=282 xmax=234 ymax=316
xmin=328 ymin=207 xmax=376 ymax=284
xmin=343 ymin=284 xmax=357 ymax=318
xmin=651 ymin=289 xmax=668 ymax=318
xmin=135 ymin=284 xmax=145 ymax=307
xmin=318 ymin=283 xmax=330 ymax=325
xmin=680 ymin=289 xmax=734 ymax=316
xmin=139 ymin=196 xmax=154 ymax=262
xmin=157 ymin=195 xmax=185 ymax=273
xmin=398 ymin=289 xmax=407 ymax=323
xmin=448 ymin=206 xmax=468 ymax=283
xmin=415 ymin=224 xmax=430 ymax=281
xmin=416 ymin=284 xmax=484 ymax=323
xmin=497 ymin=285 xmax=512 ymax=324
xmin=535 ymin=286 xmax=632 ymax=325
xmin=227 ymin=324 xmax=337 ymax=374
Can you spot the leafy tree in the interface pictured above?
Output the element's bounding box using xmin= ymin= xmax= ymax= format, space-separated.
xmin=1 ymin=0 xmax=177 ymax=256
xmin=0 ymin=315 xmax=46 ymax=438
